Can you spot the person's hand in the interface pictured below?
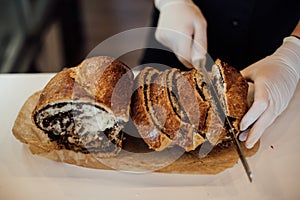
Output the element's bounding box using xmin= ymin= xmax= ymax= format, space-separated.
xmin=239 ymin=36 xmax=300 ymax=149
xmin=154 ymin=0 xmax=207 ymax=68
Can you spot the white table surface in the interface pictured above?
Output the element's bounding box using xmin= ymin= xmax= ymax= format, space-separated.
xmin=1 ymin=73 xmax=300 ymax=200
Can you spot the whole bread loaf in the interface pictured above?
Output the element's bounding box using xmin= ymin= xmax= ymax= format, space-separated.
xmin=12 ymin=56 xmax=252 ymax=173
xmin=13 ymin=56 xmax=248 ymax=158
xmin=32 ymin=56 xmax=134 ymax=157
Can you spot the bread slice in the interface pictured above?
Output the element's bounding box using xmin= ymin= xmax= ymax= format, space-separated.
xmin=148 ymin=69 xmax=205 ymax=151
xmin=180 ymin=69 xmax=210 ymax=133
xmin=130 ymin=67 xmax=172 ymax=151
xmin=190 ymin=69 xmax=226 ymax=145
xmin=32 ymin=56 xmax=134 ymax=157
xmin=212 ymin=59 xmax=248 ymax=130
xmin=131 ymin=59 xmax=248 ymax=151
xmin=148 ymin=69 xmax=179 ymax=139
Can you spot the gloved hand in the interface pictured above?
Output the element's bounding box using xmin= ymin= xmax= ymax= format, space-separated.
xmin=155 ymin=0 xmax=207 ymax=68
xmin=239 ymin=36 xmax=300 ymax=149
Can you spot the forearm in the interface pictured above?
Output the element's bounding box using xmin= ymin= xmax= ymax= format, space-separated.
xmin=291 ymin=20 xmax=300 ymax=38
xmin=280 ymin=20 xmax=300 ymax=78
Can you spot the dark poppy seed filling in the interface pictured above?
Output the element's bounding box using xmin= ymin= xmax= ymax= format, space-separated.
xmin=34 ymin=102 xmax=124 ymax=155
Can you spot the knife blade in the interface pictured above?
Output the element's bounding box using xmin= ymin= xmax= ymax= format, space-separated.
xmin=195 ymin=58 xmax=253 ymax=182
xmin=227 ymin=124 xmax=253 ymax=182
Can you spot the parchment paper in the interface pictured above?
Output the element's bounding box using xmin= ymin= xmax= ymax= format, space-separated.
xmin=12 ymin=92 xmax=259 ymax=174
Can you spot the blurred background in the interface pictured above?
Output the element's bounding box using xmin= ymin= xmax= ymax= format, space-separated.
xmin=0 ymin=0 xmax=153 ymax=73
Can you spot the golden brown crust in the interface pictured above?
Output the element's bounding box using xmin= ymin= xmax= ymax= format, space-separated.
xmin=149 ymin=69 xmax=205 ymax=151
xmin=33 ymin=68 xmax=77 ymax=115
xmin=130 ymin=67 xmax=172 ymax=151
xmin=31 ymin=56 xmax=134 ymax=156
xmin=33 ymin=56 xmax=134 ymax=121
xmin=75 ymin=56 xmax=134 ymax=120
xmin=28 ymin=56 xmax=247 ymax=156
xmin=215 ymin=59 xmax=248 ymax=118
xmin=215 ymin=59 xmax=248 ymax=130
xmin=131 ymin=59 xmax=248 ymax=151
xmin=12 ymin=57 xmax=255 ymax=173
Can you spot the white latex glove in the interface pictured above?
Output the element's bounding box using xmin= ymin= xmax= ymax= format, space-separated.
xmin=239 ymin=36 xmax=300 ymax=149
xmin=155 ymin=0 xmax=207 ymax=68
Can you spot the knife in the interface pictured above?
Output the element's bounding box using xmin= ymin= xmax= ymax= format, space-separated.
xmin=195 ymin=58 xmax=253 ymax=182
